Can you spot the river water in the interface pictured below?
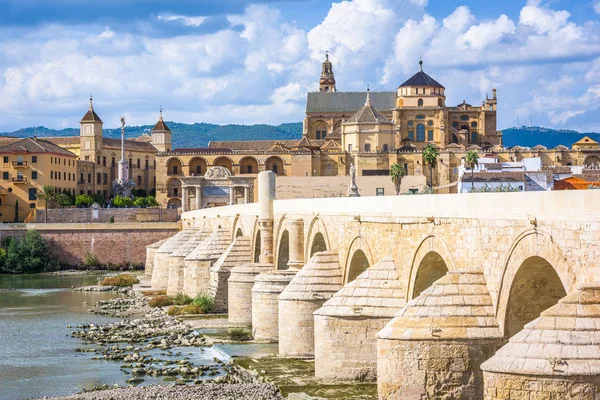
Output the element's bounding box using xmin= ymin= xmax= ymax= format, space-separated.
xmin=0 ymin=274 xmax=280 ymax=400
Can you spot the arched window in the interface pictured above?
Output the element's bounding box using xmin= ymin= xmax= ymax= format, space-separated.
xmin=438 ymin=98 xmax=443 ymax=107
xmin=416 ymin=124 xmax=425 ymax=142
xmin=471 ymin=121 xmax=478 ymax=128
xmin=416 ymin=115 xmax=425 ymax=120
xmin=418 ymin=98 xmax=424 ymax=107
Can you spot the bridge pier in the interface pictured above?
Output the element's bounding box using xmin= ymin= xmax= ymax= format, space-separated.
xmin=145 ymin=239 xmax=167 ymax=278
xmin=278 ymin=250 xmax=342 ymax=358
xmin=228 ymin=263 xmax=272 ymax=325
xmin=482 ymin=284 xmax=600 ymax=400
xmin=167 ymin=230 xmax=209 ymax=296
xmin=151 ymin=229 xmax=199 ymax=290
xmin=377 ymin=270 xmax=504 ymax=400
xmin=252 ymin=270 xmax=297 ymax=342
xmin=182 ymin=228 xmax=230 ymax=297
xmin=287 ymin=218 xmax=305 ymax=269
xmin=314 ymin=256 xmax=404 ymax=381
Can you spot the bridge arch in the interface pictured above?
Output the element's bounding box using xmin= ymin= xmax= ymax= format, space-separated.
xmin=406 ymin=235 xmax=455 ymax=301
xmin=274 ymin=216 xmax=290 ymax=270
xmin=251 ymin=220 xmax=261 ymax=263
xmin=230 ymin=215 xmax=245 ymax=241
xmin=496 ymin=229 xmax=575 ymax=337
xmin=306 ymin=217 xmax=331 ymax=260
xmin=344 ymin=236 xmax=374 ymax=284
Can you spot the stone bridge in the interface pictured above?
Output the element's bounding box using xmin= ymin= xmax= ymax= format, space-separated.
xmin=147 ymin=172 xmax=600 ymax=399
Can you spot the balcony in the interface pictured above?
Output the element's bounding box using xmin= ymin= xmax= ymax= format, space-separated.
xmin=12 ymin=177 xmax=28 ymax=184
xmin=12 ymin=161 xmax=28 ymax=168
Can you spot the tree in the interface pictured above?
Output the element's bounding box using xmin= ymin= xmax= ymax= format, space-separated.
xmin=389 ymin=163 xmax=406 ymax=195
xmin=133 ymin=197 xmax=148 ymax=208
xmin=113 ymin=195 xmax=134 ymax=208
xmin=146 ymin=196 xmax=159 ymax=207
xmin=465 ymin=150 xmax=480 ymax=191
xmin=3 ymin=230 xmax=49 ymax=273
xmin=37 ymin=185 xmax=56 ymax=223
xmin=76 ymin=194 xmax=93 ymax=208
xmin=422 ymin=144 xmax=439 ymax=190
xmin=56 ymin=193 xmax=73 ymax=207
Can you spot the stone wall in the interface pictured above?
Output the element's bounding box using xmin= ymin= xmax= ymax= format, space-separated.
xmin=0 ymin=223 xmax=179 ymax=266
xmin=483 ymin=373 xmax=600 ymax=400
xmin=36 ymin=208 xmax=178 ymax=223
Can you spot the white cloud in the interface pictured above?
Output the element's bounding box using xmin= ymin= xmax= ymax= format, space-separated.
xmin=157 ymin=15 xmax=207 ymax=27
xmin=519 ymin=5 xmax=569 ymax=34
xmin=594 ymin=2 xmax=600 ymax=15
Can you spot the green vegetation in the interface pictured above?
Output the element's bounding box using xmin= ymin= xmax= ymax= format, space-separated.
xmin=84 ymin=252 xmax=100 ymax=268
xmin=167 ymin=293 xmax=215 ymax=316
xmin=0 ymin=231 xmax=55 ymax=274
xmin=422 ymin=144 xmax=440 ymax=190
xmin=148 ymin=295 xmax=174 ymax=308
xmin=37 ymin=185 xmax=56 ymax=223
xmin=99 ymin=273 xmax=139 ymax=287
xmin=113 ymin=195 xmax=160 ymax=208
xmin=228 ymin=328 xmax=252 ymax=341
xmin=465 ymin=150 xmax=480 ymax=191
xmin=76 ymin=194 xmax=94 ymax=207
xmin=113 ymin=195 xmax=134 ymax=207
xmin=389 ymin=163 xmax=406 ymax=195
xmin=172 ymin=292 xmax=193 ymax=305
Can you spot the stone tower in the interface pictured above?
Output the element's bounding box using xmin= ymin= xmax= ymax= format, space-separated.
xmin=79 ymin=95 xmax=103 ymax=161
xmin=319 ymin=52 xmax=336 ymax=93
xmin=151 ymin=108 xmax=172 ymax=152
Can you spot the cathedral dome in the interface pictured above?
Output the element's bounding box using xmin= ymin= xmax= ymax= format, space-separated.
xmin=399 ymin=61 xmax=444 ymax=89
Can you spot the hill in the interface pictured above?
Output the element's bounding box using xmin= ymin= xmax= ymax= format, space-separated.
xmin=1 ymin=123 xmax=598 ymax=150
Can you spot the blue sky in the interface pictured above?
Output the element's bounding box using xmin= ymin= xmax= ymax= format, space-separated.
xmin=0 ymin=0 xmax=600 ymax=133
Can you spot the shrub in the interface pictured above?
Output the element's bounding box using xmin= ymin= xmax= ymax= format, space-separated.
xmin=133 ymin=197 xmax=148 ymax=208
xmin=100 ymin=274 xmax=139 ymax=287
xmin=167 ymin=306 xmax=183 ymax=316
xmin=228 ymin=328 xmax=251 ymax=341
xmin=172 ymin=292 xmax=193 ymax=306
xmin=108 ymin=216 xmax=115 ymax=223
xmin=113 ymin=195 xmax=134 ymax=208
xmin=146 ymin=196 xmax=159 ymax=207
xmin=76 ymin=194 xmax=94 ymax=207
xmin=148 ymin=295 xmax=174 ymax=308
xmin=143 ymin=290 xmax=167 ymax=297
xmin=84 ymin=252 xmax=99 ymax=268
xmin=192 ymin=294 xmax=214 ymax=314
xmin=3 ymin=230 xmax=50 ymax=274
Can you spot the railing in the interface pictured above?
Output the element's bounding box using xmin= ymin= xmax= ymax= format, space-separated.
xmin=12 ymin=177 xmax=28 ymax=183
xmin=11 ymin=161 xmax=28 ymax=168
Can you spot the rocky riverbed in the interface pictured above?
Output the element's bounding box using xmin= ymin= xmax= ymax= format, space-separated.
xmin=51 ymin=286 xmax=283 ymax=399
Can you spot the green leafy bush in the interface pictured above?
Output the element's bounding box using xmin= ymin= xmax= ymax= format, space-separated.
xmin=84 ymin=252 xmax=99 ymax=268
xmin=56 ymin=193 xmax=73 ymax=207
xmin=228 ymin=328 xmax=251 ymax=341
xmin=99 ymin=274 xmax=139 ymax=287
xmin=148 ymin=295 xmax=174 ymax=308
xmin=192 ymin=294 xmax=215 ymax=314
xmin=113 ymin=195 xmax=134 ymax=208
xmin=76 ymin=194 xmax=94 ymax=207
xmin=173 ymin=292 xmax=193 ymax=305
xmin=3 ymin=230 xmax=50 ymax=274
xmin=133 ymin=197 xmax=148 ymax=208
xmin=108 ymin=216 xmax=115 ymax=223
xmin=146 ymin=196 xmax=159 ymax=207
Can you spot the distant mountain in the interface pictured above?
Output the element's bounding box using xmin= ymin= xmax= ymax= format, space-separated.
xmin=2 ymin=123 xmax=598 ymax=150
xmin=1 ymin=122 xmax=304 ymax=149
xmin=502 ymin=126 xmax=600 ymax=149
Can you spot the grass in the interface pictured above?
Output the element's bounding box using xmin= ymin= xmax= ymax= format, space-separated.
xmin=228 ymin=328 xmax=251 ymax=341
xmin=148 ymin=295 xmax=174 ymax=308
xmin=167 ymin=294 xmax=215 ymax=316
xmin=99 ymin=273 xmax=139 ymax=287
xmin=172 ymin=292 xmax=193 ymax=305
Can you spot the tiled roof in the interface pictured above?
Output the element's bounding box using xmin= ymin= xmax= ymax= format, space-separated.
xmin=184 ymin=228 xmax=231 ymax=261
xmin=152 ymin=119 xmax=171 ymax=132
xmin=208 ymin=140 xmax=301 ymax=151
xmin=306 ymin=91 xmax=396 ymax=113
xmin=167 ymin=147 xmax=233 ymax=155
xmin=133 ymin=134 xmax=153 ymax=142
xmin=344 ymin=94 xmax=393 ymax=124
xmin=279 ymin=251 xmax=342 ymax=302
xmin=102 ymin=138 xmax=158 ymax=152
xmin=41 ymin=136 xmax=80 ymax=146
xmin=81 ymin=108 xmax=102 ymax=123
xmin=399 ymin=68 xmax=444 ymax=89
xmin=0 ymin=138 xmax=77 ymax=157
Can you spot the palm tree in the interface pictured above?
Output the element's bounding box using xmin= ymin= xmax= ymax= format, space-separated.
xmin=465 ymin=150 xmax=480 ymax=191
xmin=390 ymin=163 xmax=406 ymax=195
xmin=422 ymin=144 xmax=439 ymax=190
xmin=37 ymin=185 xmax=56 ymax=223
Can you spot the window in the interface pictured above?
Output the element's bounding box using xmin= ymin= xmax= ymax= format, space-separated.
xmin=383 ymin=144 xmax=389 ymax=152
xmin=461 ymin=115 xmax=469 ymax=121
xmin=32 ymin=171 xmax=38 ymax=180
xmin=172 ymin=165 xmax=178 ymax=175
xmin=316 ymin=126 xmax=327 ymax=140
xmin=85 ymin=156 xmax=90 ymax=161
xmin=416 ymin=115 xmax=425 ymax=120
xmin=2 ymin=172 xmax=8 ymax=180
xmin=246 ymin=165 xmax=253 ymax=173
xmin=129 ymin=159 xmax=132 ymax=169
xmin=408 ymin=121 xmax=414 ymax=127
xmin=145 ymin=159 xmax=149 ymax=170
xmin=30 ymin=203 xmax=36 ymax=209
xmin=376 ymin=188 xmax=385 ymax=196
xmin=63 ymin=172 xmax=66 ymax=180
xmin=3 ymin=156 xmax=8 ymax=163
xmin=29 ymin=188 xmax=37 ymax=201
xmin=103 ymin=173 xmax=108 ymax=185
xmin=428 ymin=130 xmax=434 ymax=141
xmin=428 ymin=120 xmax=433 ymax=126
xmin=403 ymin=163 xmax=408 ymax=173
xmin=408 ymin=131 xmax=414 ymax=141
xmin=103 ymin=156 xmax=106 ymax=167
xmin=196 ymin=165 xmax=202 ymax=174
xmin=471 ymin=121 xmax=478 ymax=128
xmin=50 ymin=171 xmax=54 ymax=179
xmin=68 ymin=173 xmax=71 ymax=181
xmin=87 ymin=190 xmax=92 ymax=195
xmin=32 ymin=156 xmax=37 ymax=163
xmin=112 ymin=157 xmax=116 ymax=167
xmin=416 ymin=124 xmax=425 ymax=142
xmin=365 ymin=143 xmax=371 ymax=152
xmin=154 ymin=160 xmax=156 ymax=169
xmin=88 ymin=173 xmax=91 ymax=183
xmin=173 ymin=187 xmax=178 ymax=197
xmin=137 ymin=176 xmax=142 ymax=185
xmin=452 ymin=121 xmax=459 ymax=129
xmin=80 ymin=173 xmax=84 ymax=183
xmin=471 ymin=132 xmax=478 ymax=143
xmin=272 ymin=164 xmax=278 ymax=174
xmin=97 ymin=173 xmax=101 ymax=184
xmin=137 ymin=159 xmax=140 ymax=169
xmin=418 ymin=98 xmax=423 ymax=107
xmin=97 ymin=156 xmax=101 ymax=165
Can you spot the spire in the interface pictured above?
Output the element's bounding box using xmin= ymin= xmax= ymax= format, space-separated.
xmin=419 ymin=59 xmax=423 ymax=72
xmin=81 ymin=93 xmax=102 ymax=123
xmin=152 ymin=106 xmax=171 ymax=132
xmin=159 ymin=105 xmax=163 ymax=120
xmin=365 ymin=86 xmax=371 ymax=106
xmin=319 ymin=51 xmax=336 ymax=92
xmin=89 ymin=93 xmax=93 ymax=109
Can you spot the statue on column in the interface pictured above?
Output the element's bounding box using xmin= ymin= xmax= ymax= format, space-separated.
xmin=112 ymin=116 xmax=136 ymax=198
xmin=348 ymin=163 xmax=360 ymax=197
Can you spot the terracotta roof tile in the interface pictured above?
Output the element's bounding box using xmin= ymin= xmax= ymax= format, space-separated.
xmin=0 ymin=138 xmax=76 ymax=157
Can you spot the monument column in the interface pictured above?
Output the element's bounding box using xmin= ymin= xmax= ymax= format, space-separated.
xmin=258 ymin=171 xmax=276 ymax=264
xmin=244 ymin=186 xmax=250 ymax=204
xmin=195 ymin=186 xmax=202 ymax=210
xmin=181 ymin=186 xmax=188 ymax=213
xmin=229 ymin=186 xmax=235 ymax=205
xmin=287 ymin=218 xmax=305 ymax=269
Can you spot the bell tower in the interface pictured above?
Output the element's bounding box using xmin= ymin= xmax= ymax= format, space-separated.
xmin=319 ymin=52 xmax=336 ymax=93
xmin=79 ymin=95 xmax=103 ymax=161
xmin=151 ymin=107 xmax=172 ymax=152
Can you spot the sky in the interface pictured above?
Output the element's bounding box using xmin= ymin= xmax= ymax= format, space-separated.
xmin=1 ymin=0 xmax=600 ymax=132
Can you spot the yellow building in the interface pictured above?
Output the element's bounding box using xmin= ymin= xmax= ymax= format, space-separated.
xmin=43 ymin=97 xmax=170 ymax=198
xmin=0 ymin=137 xmax=77 ymax=222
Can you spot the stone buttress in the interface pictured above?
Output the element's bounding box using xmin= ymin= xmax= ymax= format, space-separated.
xmin=145 ymin=238 xmax=168 ymax=278
xmin=377 ymin=270 xmax=504 ymax=400
xmin=182 ymin=227 xmax=231 ymax=297
xmin=252 ymin=270 xmax=297 ymax=342
xmin=208 ymin=236 xmax=253 ymax=313
xmin=482 ymin=284 xmax=600 ymax=400
xmin=166 ymin=229 xmax=209 ymax=296
xmin=278 ymin=251 xmax=342 ymax=358
xmin=151 ymin=229 xmax=199 ymax=290
xmin=228 ymin=263 xmax=272 ymax=325
xmin=314 ymin=256 xmax=405 ymax=381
